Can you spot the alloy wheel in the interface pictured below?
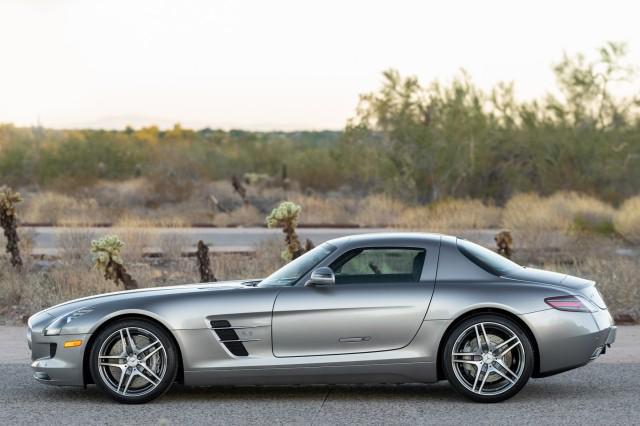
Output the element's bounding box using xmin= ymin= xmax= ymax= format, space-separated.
xmin=450 ymin=321 xmax=525 ymax=396
xmin=97 ymin=327 xmax=168 ymax=397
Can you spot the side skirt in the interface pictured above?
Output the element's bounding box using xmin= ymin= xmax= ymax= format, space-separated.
xmin=184 ymin=361 xmax=436 ymax=386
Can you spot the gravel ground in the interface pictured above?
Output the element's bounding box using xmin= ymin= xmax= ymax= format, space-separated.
xmin=1 ymin=326 xmax=638 ymax=426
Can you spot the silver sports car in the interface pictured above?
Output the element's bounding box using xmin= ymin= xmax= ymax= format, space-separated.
xmin=27 ymin=233 xmax=616 ymax=404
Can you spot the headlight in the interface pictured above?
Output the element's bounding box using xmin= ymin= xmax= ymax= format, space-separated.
xmin=43 ymin=307 xmax=94 ymax=336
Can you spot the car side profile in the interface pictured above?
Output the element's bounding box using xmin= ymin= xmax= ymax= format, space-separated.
xmin=27 ymin=233 xmax=616 ymax=403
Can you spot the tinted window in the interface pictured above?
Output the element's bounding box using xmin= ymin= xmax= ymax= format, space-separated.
xmin=456 ymin=239 xmax=521 ymax=275
xmin=330 ymin=248 xmax=426 ymax=284
xmin=259 ymin=243 xmax=336 ymax=287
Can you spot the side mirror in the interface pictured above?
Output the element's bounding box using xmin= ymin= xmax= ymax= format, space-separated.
xmin=305 ymin=267 xmax=335 ymax=287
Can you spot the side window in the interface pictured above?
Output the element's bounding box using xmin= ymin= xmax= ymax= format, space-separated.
xmin=330 ymin=248 xmax=426 ymax=285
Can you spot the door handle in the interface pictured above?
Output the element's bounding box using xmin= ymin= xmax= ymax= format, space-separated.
xmin=339 ymin=336 xmax=371 ymax=343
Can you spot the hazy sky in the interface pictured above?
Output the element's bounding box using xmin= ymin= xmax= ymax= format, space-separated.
xmin=1 ymin=0 xmax=639 ymax=130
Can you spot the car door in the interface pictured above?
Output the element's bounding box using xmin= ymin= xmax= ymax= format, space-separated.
xmin=271 ymin=244 xmax=438 ymax=357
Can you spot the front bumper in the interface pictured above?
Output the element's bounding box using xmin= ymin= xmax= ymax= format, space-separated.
xmin=523 ymin=308 xmax=616 ymax=377
xmin=29 ymin=328 xmax=90 ymax=387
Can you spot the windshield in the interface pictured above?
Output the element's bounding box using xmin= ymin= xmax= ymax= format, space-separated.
xmin=456 ymin=239 xmax=521 ymax=276
xmin=258 ymin=243 xmax=337 ymax=287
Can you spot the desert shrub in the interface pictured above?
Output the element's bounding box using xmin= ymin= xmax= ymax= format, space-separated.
xmin=547 ymin=192 xmax=615 ymax=234
xmin=613 ymin=196 xmax=640 ymax=243
xmin=502 ymin=192 xmax=615 ymax=247
xmin=92 ymin=178 xmax=153 ymax=208
xmin=146 ymin=170 xmax=195 ymax=206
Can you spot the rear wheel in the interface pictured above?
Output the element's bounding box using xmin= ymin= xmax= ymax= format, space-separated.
xmin=443 ymin=314 xmax=534 ymax=403
xmin=89 ymin=319 xmax=178 ymax=403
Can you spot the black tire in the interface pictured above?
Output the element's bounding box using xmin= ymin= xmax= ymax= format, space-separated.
xmin=443 ymin=314 xmax=534 ymax=403
xmin=89 ymin=318 xmax=178 ymax=404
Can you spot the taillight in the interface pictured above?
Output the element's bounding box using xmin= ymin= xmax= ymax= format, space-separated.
xmin=545 ymin=295 xmax=598 ymax=313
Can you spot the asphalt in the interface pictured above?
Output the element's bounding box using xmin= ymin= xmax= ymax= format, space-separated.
xmin=0 ymin=326 xmax=638 ymax=425
xmin=25 ymin=226 xmax=504 ymax=256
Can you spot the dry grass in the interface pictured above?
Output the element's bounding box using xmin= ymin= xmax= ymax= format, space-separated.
xmin=1 ymin=231 xmax=637 ymax=323
xmin=110 ymin=228 xmax=157 ymax=261
xmin=614 ymin=196 xmax=640 ymax=243
xmin=545 ymin=256 xmax=640 ymax=320
xmin=0 ymin=239 xmax=284 ymax=321
xmin=9 ymin=182 xmax=632 ymax=240
xmin=21 ymin=192 xmax=108 ymax=225
xmin=56 ymin=229 xmax=98 ymax=263
xmin=290 ymin=195 xmax=357 ymax=224
xmin=157 ymin=233 xmax=192 ymax=260
xmin=399 ymin=199 xmax=501 ymax=231
xmin=212 ymin=240 xmax=284 ymax=279
xmin=212 ymin=205 xmax=263 ymax=226
xmin=114 ymin=214 xmax=191 ymax=228
xmin=355 ymin=195 xmax=407 ymax=226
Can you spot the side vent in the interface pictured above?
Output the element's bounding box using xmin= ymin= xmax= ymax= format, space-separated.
xmin=210 ymin=320 xmax=256 ymax=356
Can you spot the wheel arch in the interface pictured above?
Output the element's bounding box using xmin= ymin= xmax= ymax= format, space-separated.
xmin=82 ymin=313 xmax=185 ymax=386
xmin=435 ymin=307 xmax=541 ymax=380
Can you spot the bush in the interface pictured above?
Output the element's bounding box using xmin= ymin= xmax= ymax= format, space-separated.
xmin=614 ymin=196 xmax=640 ymax=243
xmin=503 ymin=192 xmax=614 ymax=232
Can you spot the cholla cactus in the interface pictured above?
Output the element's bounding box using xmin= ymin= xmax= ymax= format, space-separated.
xmin=91 ymin=235 xmax=138 ymax=290
xmin=196 ymin=240 xmax=216 ymax=283
xmin=266 ymin=201 xmax=305 ymax=261
xmin=231 ymin=175 xmax=248 ymax=204
xmin=0 ymin=186 xmax=23 ymax=268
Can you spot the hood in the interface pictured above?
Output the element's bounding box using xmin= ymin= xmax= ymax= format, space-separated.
xmin=39 ymin=279 xmax=260 ymax=318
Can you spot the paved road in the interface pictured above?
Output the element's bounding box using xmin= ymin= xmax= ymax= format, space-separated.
xmin=24 ymin=227 xmax=504 ymax=255
xmin=1 ymin=326 xmax=638 ymax=425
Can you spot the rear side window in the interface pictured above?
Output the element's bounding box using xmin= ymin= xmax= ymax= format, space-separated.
xmin=456 ymin=239 xmax=521 ymax=276
xmin=330 ymin=248 xmax=426 ymax=284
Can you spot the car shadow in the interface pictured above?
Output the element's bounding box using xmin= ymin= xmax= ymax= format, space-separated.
xmin=47 ymin=381 xmax=597 ymax=404
xmin=35 ymin=373 xmax=609 ymax=405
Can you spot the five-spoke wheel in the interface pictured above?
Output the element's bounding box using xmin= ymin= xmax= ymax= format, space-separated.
xmin=443 ymin=314 xmax=534 ymax=402
xmin=90 ymin=319 xmax=178 ymax=403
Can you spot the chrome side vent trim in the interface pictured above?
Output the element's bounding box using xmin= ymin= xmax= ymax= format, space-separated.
xmin=210 ymin=320 xmax=261 ymax=356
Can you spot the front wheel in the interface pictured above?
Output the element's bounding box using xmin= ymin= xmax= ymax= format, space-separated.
xmin=89 ymin=319 xmax=178 ymax=403
xmin=443 ymin=314 xmax=534 ymax=403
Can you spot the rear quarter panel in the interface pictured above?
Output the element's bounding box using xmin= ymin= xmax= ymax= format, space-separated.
xmin=427 ymin=237 xmax=566 ymax=320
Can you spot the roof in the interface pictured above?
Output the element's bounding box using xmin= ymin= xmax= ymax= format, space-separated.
xmin=325 ymin=232 xmax=444 ymax=249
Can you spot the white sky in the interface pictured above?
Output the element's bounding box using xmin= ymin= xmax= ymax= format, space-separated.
xmin=1 ymin=0 xmax=639 ymax=130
